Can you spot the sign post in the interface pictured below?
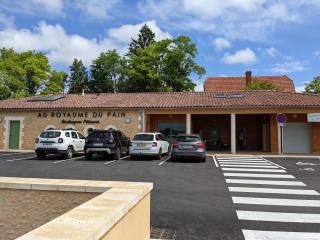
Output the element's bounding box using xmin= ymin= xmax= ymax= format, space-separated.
xmin=276 ymin=113 xmax=287 ymax=155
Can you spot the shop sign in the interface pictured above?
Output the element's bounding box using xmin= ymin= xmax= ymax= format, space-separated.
xmin=37 ymin=111 xmax=126 ymax=119
xmin=307 ymin=113 xmax=320 ymax=122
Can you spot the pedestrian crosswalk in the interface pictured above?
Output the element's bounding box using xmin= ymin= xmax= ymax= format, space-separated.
xmin=216 ymin=155 xmax=320 ymax=240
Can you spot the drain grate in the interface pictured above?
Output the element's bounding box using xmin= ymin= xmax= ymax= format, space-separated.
xmin=150 ymin=227 xmax=176 ymax=240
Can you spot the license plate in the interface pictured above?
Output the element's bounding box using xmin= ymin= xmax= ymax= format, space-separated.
xmin=43 ymin=143 xmax=52 ymax=146
xmin=182 ymin=145 xmax=193 ymax=149
xmin=93 ymin=143 xmax=103 ymax=146
xmin=137 ymin=143 xmax=147 ymax=148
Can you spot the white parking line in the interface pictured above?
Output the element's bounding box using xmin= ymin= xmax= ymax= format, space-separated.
xmin=6 ymin=157 xmax=35 ymax=162
xmin=233 ymin=197 xmax=320 ymax=207
xmin=158 ymin=156 xmax=170 ymax=166
xmin=104 ymin=160 xmax=117 ymax=165
xmin=229 ymin=187 xmax=320 ymax=195
xmin=243 ymin=230 xmax=320 ymax=240
xmin=53 ymin=160 xmax=66 ymax=164
xmin=218 ymin=161 xmax=271 ymax=165
xmin=226 ymin=179 xmax=306 ymax=186
xmin=237 ymin=210 xmax=320 ymax=223
xmin=212 ymin=155 xmax=219 ymax=167
xmin=120 ymin=156 xmax=130 ymax=160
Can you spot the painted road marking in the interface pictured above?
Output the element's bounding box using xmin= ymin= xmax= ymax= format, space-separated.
xmin=0 ymin=152 xmax=31 ymax=157
xmin=220 ymin=164 xmax=279 ymax=168
xmin=233 ymin=197 xmax=320 ymax=207
xmin=158 ymin=156 xmax=171 ymax=166
xmin=218 ymin=161 xmax=271 ymax=165
xmin=237 ymin=211 xmax=320 ymax=223
xmin=223 ymin=173 xmax=295 ymax=179
xmin=120 ymin=156 xmax=130 ymax=160
xmin=261 ymin=157 xmax=286 ymax=170
xmin=217 ymin=156 xmax=259 ymax=159
xmin=53 ymin=160 xmax=66 ymax=163
xmin=226 ymin=179 xmax=306 ymax=186
xmin=229 ymin=187 xmax=319 ymax=195
xmin=212 ymin=155 xmax=219 ymax=167
xmin=218 ymin=158 xmax=262 ymax=161
xmin=6 ymin=157 xmax=35 ymax=162
xmin=242 ymin=230 xmax=320 ymax=240
xmin=104 ymin=160 xmax=117 ymax=165
xmin=222 ymin=168 xmax=286 ymax=172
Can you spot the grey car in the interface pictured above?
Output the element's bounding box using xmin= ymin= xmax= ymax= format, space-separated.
xmin=170 ymin=134 xmax=206 ymax=162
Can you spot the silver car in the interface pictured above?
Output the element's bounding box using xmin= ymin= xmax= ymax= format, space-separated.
xmin=170 ymin=134 xmax=206 ymax=162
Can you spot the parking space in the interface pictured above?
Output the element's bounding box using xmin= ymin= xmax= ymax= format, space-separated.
xmin=2 ymin=151 xmax=320 ymax=240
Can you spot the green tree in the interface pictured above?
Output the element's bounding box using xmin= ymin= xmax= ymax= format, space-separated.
xmin=41 ymin=71 xmax=68 ymax=95
xmin=68 ymin=59 xmax=88 ymax=93
xmin=162 ymin=36 xmax=205 ymax=91
xmin=245 ymin=80 xmax=279 ymax=91
xmin=122 ymin=36 xmax=205 ymax=92
xmin=128 ymin=24 xmax=155 ymax=56
xmin=0 ymin=48 xmax=52 ymax=98
xmin=0 ymin=71 xmax=11 ymax=100
xmin=20 ymin=51 xmax=51 ymax=95
xmin=305 ymin=76 xmax=320 ymax=94
xmin=89 ymin=50 xmax=125 ymax=93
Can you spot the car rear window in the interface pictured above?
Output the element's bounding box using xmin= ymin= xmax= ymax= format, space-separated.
xmin=40 ymin=131 xmax=61 ymax=138
xmin=88 ymin=131 xmax=111 ymax=138
xmin=175 ymin=136 xmax=200 ymax=142
xmin=133 ymin=134 xmax=154 ymax=141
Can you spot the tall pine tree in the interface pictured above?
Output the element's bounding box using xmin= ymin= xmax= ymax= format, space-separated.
xmin=128 ymin=24 xmax=155 ymax=56
xmin=68 ymin=59 xmax=88 ymax=93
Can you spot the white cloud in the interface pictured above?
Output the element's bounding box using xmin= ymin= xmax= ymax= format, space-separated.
xmin=137 ymin=1 xmax=320 ymax=41
xmin=266 ymin=47 xmax=280 ymax=57
xmin=213 ymin=37 xmax=231 ymax=51
xmin=195 ymin=81 xmax=204 ymax=92
xmin=73 ymin=0 xmax=119 ymax=19
xmin=0 ymin=20 xmax=171 ymax=66
xmin=8 ymin=0 xmax=65 ymax=16
xmin=108 ymin=20 xmax=172 ymax=44
xmin=222 ymin=48 xmax=257 ymax=65
xmin=314 ymin=51 xmax=320 ymax=58
xmin=272 ymin=61 xmax=305 ymax=73
xmin=295 ymin=85 xmax=306 ymax=93
xmin=0 ymin=13 xmax=15 ymax=29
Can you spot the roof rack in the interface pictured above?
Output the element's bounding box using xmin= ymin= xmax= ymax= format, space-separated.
xmin=63 ymin=128 xmax=77 ymax=131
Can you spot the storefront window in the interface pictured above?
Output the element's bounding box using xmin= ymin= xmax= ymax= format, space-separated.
xmin=158 ymin=122 xmax=186 ymax=139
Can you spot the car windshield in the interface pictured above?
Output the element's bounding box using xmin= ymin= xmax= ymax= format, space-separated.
xmin=40 ymin=131 xmax=61 ymax=138
xmin=133 ymin=134 xmax=154 ymax=141
xmin=88 ymin=131 xmax=111 ymax=138
xmin=175 ymin=136 xmax=200 ymax=142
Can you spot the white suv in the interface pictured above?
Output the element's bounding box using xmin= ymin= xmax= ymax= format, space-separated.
xmin=35 ymin=128 xmax=86 ymax=159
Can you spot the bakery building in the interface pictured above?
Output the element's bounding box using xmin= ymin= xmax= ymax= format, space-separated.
xmin=1 ymin=71 xmax=320 ymax=154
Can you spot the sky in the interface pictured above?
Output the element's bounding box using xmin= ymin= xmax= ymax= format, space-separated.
xmin=0 ymin=0 xmax=319 ymax=92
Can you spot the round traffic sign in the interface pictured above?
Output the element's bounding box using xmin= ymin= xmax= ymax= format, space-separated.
xmin=276 ymin=113 xmax=287 ymax=123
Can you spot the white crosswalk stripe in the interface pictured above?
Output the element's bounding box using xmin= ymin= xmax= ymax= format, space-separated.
xmin=223 ymin=173 xmax=295 ymax=178
xmin=220 ymin=164 xmax=279 ymax=168
xmin=226 ymin=179 xmax=306 ymax=186
xmin=216 ymin=155 xmax=320 ymax=240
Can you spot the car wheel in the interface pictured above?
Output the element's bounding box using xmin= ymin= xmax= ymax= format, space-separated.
xmin=37 ymin=152 xmax=46 ymax=160
xmin=64 ymin=147 xmax=73 ymax=159
xmin=157 ymin=148 xmax=162 ymax=160
xmin=85 ymin=152 xmax=92 ymax=160
xmin=114 ymin=147 xmax=121 ymax=160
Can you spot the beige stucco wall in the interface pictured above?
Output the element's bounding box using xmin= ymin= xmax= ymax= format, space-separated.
xmin=101 ymin=194 xmax=150 ymax=240
xmin=0 ymin=109 xmax=142 ymax=150
xmin=0 ymin=189 xmax=98 ymax=240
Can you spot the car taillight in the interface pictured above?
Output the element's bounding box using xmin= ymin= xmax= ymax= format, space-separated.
xmin=58 ymin=138 xmax=63 ymax=143
xmin=152 ymin=142 xmax=157 ymax=147
xmin=196 ymin=141 xmax=205 ymax=149
xmin=35 ymin=138 xmax=39 ymax=143
xmin=171 ymin=142 xmax=178 ymax=148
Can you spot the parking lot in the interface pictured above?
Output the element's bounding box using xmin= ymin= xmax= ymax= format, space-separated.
xmin=1 ymin=152 xmax=320 ymax=240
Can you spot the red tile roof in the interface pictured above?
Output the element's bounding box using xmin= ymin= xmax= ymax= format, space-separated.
xmin=0 ymin=91 xmax=320 ymax=110
xmin=204 ymin=75 xmax=295 ymax=92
